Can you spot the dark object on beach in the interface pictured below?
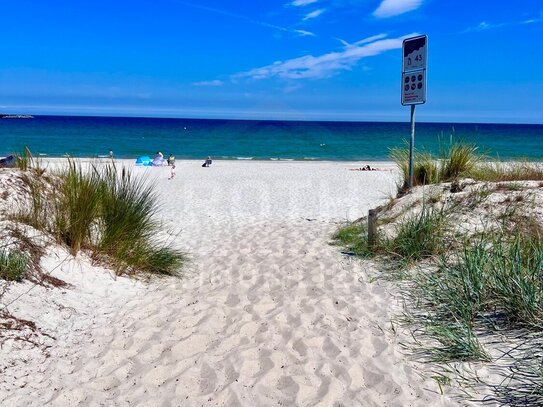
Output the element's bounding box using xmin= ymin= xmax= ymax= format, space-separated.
xmin=167 ymin=154 xmax=175 ymax=166
xmin=202 ymin=156 xmax=212 ymax=167
xmin=0 ymin=155 xmax=15 ymax=167
xmin=350 ymin=165 xmax=378 ymax=171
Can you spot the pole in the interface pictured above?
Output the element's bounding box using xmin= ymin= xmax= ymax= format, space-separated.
xmin=368 ymin=209 xmax=377 ymax=250
xmin=408 ymin=104 xmax=416 ymax=188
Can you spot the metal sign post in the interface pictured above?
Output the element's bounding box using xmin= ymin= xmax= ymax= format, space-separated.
xmin=401 ymin=35 xmax=428 ymax=188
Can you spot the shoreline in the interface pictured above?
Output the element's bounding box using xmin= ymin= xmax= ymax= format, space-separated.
xmin=17 ymin=155 xmax=400 ymax=163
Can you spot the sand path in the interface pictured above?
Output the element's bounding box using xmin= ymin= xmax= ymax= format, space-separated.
xmin=2 ymin=161 xmax=458 ymax=406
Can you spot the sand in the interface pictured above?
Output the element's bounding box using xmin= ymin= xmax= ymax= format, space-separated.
xmin=0 ymin=160 xmax=460 ymax=406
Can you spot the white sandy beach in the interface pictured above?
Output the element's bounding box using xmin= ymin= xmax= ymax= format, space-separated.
xmin=1 ymin=160 xmax=460 ymax=406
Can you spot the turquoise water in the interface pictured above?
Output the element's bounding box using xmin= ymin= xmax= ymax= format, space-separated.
xmin=1 ymin=115 xmax=542 ymax=161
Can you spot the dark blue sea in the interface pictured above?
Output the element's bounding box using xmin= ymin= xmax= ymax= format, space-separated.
xmin=1 ymin=115 xmax=542 ymax=161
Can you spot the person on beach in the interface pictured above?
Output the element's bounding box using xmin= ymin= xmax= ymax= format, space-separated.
xmin=109 ymin=150 xmax=113 ymax=158
xmin=167 ymin=154 xmax=175 ymax=166
xmin=202 ymin=156 xmax=212 ymax=167
xmin=168 ymin=165 xmax=176 ymax=180
xmin=152 ymin=152 xmax=167 ymax=166
xmin=349 ymin=165 xmax=389 ymax=171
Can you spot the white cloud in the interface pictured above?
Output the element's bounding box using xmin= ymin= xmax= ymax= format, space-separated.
xmin=289 ymin=0 xmax=318 ymax=6
xmin=193 ymin=80 xmax=223 ymax=87
xmin=373 ymin=0 xmax=423 ymax=18
xmin=337 ymin=33 xmax=388 ymax=47
xmin=232 ymin=33 xmax=416 ymax=80
xmin=462 ymin=17 xmax=543 ymax=33
xmin=303 ymin=8 xmax=326 ymax=21
xmin=295 ymin=29 xmax=316 ymax=36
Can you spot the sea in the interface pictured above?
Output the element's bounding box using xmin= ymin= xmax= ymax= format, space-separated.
xmin=1 ymin=115 xmax=542 ymax=161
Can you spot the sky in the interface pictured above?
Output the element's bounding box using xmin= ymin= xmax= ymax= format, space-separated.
xmin=0 ymin=0 xmax=542 ymax=123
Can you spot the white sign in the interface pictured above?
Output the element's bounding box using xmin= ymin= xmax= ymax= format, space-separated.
xmin=401 ymin=35 xmax=427 ymax=105
xmin=401 ymin=71 xmax=426 ymax=105
xmin=402 ymin=35 xmax=427 ymax=72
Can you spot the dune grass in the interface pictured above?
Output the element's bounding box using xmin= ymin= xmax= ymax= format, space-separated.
xmin=439 ymin=143 xmax=480 ymax=181
xmin=336 ymin=141 xmax=543 ymax=397
xmin=388 ymin=205 xmax=448 ymax=264
xmin=470 ymin=161 xmax=543 ymax=182
xmin=97 ymin=164 xmax=184 ymax=275
xmin=391 ymin=141 xmax=543 ymax=187
xmin=390 ymin=147 xmax=439 ymax=187
xmin=15 ymin=160 xmax=185 ymax=276
xmin=0 ymin=250 xmax=28 ymax=282
xmin=331 ymin=223 xmax=375 ymax=257
xmin=53 ymin=160 xmax=103 ymax=255
xmin=14 ymin=146 xmax=33 ymax=171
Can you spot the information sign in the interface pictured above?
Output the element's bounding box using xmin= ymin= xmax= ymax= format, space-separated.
xmin=402 ymin=35 xmax=427 ymax=72
xmin=401 ymin=35 xmax=427 ymax=106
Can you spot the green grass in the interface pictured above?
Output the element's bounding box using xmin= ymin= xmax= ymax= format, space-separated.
xmin=390 ymin=147 xmax=439 ymax=187
xmin=470 ymin=161 xmax=543 ymax=182
xmin=440 ymin=143 xmax=480 ymax=181
xmin=0 ymin=250 xmax=28 ymax=281
xmin=14 ymin=146 xmax=33 ymax=171
xmin=391 ymin=141 xmax=543 ymax=188
xmin=18 ymin=173 xmax=48 ymax=229
xmin=97 ymin=165 xmax=185 ymax=275
xmin=425 ymin=318 xmax=490 ymax=362
xmin=409 ymin=230 xmax=543 ymax=365
xmin=16 ymin=160 xmax=185 ymax=276
xmin=53 ymin=160 xmax=103 ymax=255
xmin=332 ymin=222 xmax=375 ymax=257
xmin=387 ymin=205 xmax=448 ymax=264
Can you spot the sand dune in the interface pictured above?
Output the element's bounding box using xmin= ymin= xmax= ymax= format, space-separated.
xmin=1 ymin=160 xmax=459 ymax=406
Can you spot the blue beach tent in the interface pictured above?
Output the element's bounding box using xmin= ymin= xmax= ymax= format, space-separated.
xmin=135 ymin=155 xmax=152 ymax=166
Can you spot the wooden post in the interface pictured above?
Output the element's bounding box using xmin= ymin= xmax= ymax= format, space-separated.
xmin=368 ymin=209 xmax=378 ymax=249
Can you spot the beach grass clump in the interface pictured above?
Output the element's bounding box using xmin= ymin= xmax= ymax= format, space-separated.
xmin=14 ymin=160 xmax=185 ymax=276
xmin=425 ymin=318 xmax=490 ymax=362
xmin=486 ymin=233 xmax=543 ymax=329
xmin=470 ymin=161 xmax=543 ymax=182
xmin=412 ymin=230 xmax=543 ymax=364
xmin=0 ymin=250 xmax=28 ymax=282
xmin=97 ymin=165 xmax=185 ymax=275
xmin=332 ymin=222 xmax=376 ymax=257
xmin=53 ymin=160 xmax=102 ymax=255
xmin=387 ymin=205 xmax=447 ymax=264
xmin=390 ymin=147 xmax=439 ymax=187
xmin=18 ymin=172 xmax=48 ymax=230
xmin=391 ymin=141 xmax=543 ymax=189
xmin=440 ymin=143 xmax=480 ymax=181
xmin=14 ymin=146 xmax=33 ymax=171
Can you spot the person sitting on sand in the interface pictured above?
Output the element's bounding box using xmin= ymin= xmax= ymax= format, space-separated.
xmin=349 ymin=165 xmax=388 ymax=171
xmin=152 ymin=152 xmax=167 ymax=166
xmin=167 ymin=154 xmax=175 ymax=166
xmin=202 ymin=156 xmax=212 ymax=167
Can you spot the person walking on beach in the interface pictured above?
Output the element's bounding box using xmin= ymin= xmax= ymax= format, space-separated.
xmin=167 ymin=154 xmax=175 ymax=166
xmin=168 ymin=165 xmax=176 ymax=180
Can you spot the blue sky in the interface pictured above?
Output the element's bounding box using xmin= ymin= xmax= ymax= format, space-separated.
xmin=1 ymin=0 xmax=542 ymax=123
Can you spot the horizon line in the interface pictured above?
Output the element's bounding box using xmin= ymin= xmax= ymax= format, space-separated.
xmin=3 ymin=112 xmax=542 ymax=126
